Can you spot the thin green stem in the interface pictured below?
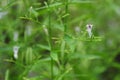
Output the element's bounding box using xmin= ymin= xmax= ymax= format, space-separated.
xmin=64 ymin=0 xmax=69 ymax=33
xmin=61 ymin=0 xmax=69 ymax=80
xmin=48 ymin=1 xmax=54 ymax=80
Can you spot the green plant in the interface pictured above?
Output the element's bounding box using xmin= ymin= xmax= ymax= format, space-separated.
xmin=0 ymin=0 xmax=120 ymax=80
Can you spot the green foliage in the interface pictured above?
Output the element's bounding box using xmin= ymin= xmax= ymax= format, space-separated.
xmin=0 ymin=0 xmax=120 ymax=80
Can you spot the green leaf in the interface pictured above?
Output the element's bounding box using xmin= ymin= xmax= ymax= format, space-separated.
xmin=5 ymin=69 xmax=9 ymax=80
xmin=37 ymin=44 xmax=50 ymax=50
xmin=50 ymin=52 xmax=58 ymax=62
xmin=56 ymin=67 xmax=72 ymax=80
xmin=35 ymin=2 xmax=63 ymax=10
xmin=70 ymin=0 xmax=94 ymax=4
xmin=23 ymin=76 xmax=44 ymax=80
xmin=25 ymin=47 xmax=33 ymax=65
xmin=70 ymin=53 xmax=101 ymax=60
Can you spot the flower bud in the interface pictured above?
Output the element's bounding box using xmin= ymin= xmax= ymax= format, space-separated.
xmin=13 ymin=31 xmax=19 ymax=42
xmin=86 ymin=24 xmax=93 ymax=38
xmin=13 ymin=46 xmax=19 ymax=59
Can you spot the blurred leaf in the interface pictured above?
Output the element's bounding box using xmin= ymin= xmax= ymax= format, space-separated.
xmin=115 ymin=74 xmax=120 ymax=80
xmin=25 ymin=47 xmax=34 ymax=65
xmin=56 ymin=67 xmax=72 ymax=80
xmin=35 ymin=2 xmax=63 ymax=10
xmin=50 ymin=52 xmax=58 ymax=62
xmin=70 ymin=53 xmax=101 ymax=60
xmin=70 ymin=0 xmax=94 ymax=4
xmin=5 ymin=69 xmax=9 ymax=80
xmin=37 ymin=44 xmax=50 ymax=50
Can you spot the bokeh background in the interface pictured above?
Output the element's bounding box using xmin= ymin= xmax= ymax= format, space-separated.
xmin=0 ymin=0 xmax=120 ymax=80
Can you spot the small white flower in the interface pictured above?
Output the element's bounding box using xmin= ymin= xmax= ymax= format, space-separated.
xmin=25 ymin=25 xmax=32 ymax=36
xmin=13 ymin=46 xmax=20 ymax=59
xmin=86 ymin=24 xmax=93 ymax=38
xmin=43 ymin=25 xmax=48 ymax=36
xmin=13 ymin=31 xmax=19 ymax=42
xmin=30 ymin=6 xmax=33 ymax=10
xmin=75 ymin=26 xmax=80 ymax=33
xmin=0 ymin=11 xmax=8 ymax=19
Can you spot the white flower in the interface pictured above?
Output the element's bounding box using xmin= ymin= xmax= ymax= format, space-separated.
xmin=13 ymin=46 xmax=20 ymax=59
xmin=86 ymin=24 xmax=93 ymax=38
xmin=75 ymin=26 xmax=80 ymax=33
xmin=43 ymin=25 xmax=48 ymax=36
xmin=0 ymin=11 xmax=8 ymax=19
xmin=25 ymin=25 xmax=32 ymax=36
xmin=13 ymin=31 xmax=19 ymax=42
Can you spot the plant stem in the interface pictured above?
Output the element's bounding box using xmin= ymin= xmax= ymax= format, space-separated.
xmin=64 ymin=0 xmax=68 ymax=33
xmin=48 ymin=1 xmax=54 ymax=80
xmin=61 ymin=0 xmax=69 ymax=80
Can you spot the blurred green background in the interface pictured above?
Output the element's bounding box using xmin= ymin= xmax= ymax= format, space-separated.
xmin=0 ymin=0 xmax=120 ymax=80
